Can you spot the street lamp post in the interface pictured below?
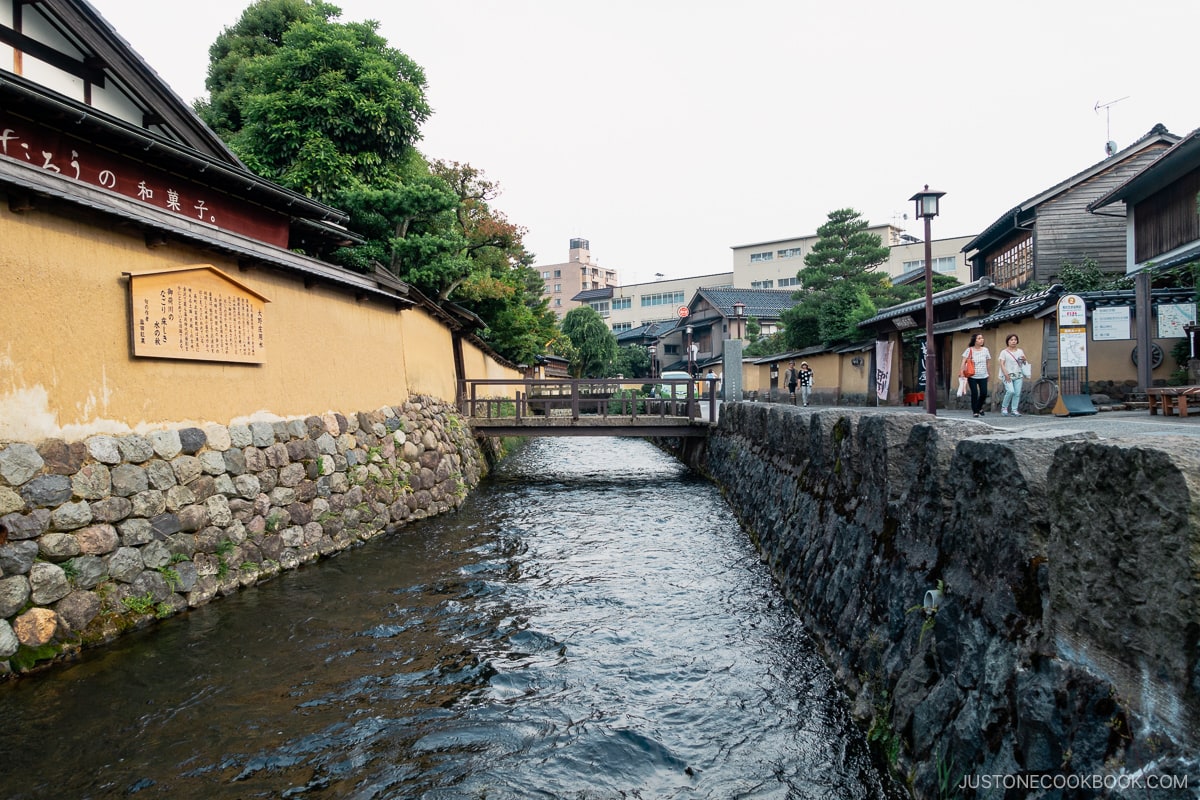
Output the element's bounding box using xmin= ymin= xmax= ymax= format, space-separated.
xmin=909 ymin=185 xmax=946 ymax=416
xmin=732 ymin=301 xmax=746 ymax=340
xmin=686 ymin=325 xmax=694 ymax=376
xmin=648 ymin=344 xmax=657 ymax=379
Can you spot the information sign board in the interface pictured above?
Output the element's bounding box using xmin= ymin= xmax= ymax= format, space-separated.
xmin=126 ymin=265 xmax=269 ymax=364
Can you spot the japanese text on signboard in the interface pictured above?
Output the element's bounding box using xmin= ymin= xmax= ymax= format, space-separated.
xmin=129 ymin=267 xmax=267 ymax=364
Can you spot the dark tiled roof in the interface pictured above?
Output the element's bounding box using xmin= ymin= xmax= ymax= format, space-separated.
xmin=946 ymin=285 xmax=1196 ymax=333
xmin=571 ymin=287 xmax=614 ymax=302
xmin=971 ymin=284 xmax=1063 ymax=327
xmin=615 ymin=320 xmax=678 ymax=344
xmin=858 ymin=277 xmax=1011 ymax=327
xmin=697 ymin=286 xmax=798 ymax=318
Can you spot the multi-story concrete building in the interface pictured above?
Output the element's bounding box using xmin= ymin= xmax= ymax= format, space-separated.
xmin=536 ymin=238 xmax=619 ymax=318
xmin=731 ymin=224 xmax=976 ymax=288
xmin=575 ymin=271 xmax=735 ymax=334
xmin=559 ymin=224 xmax=976 ymax=338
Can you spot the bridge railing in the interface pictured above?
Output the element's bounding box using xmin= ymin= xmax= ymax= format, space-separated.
xmin=459 ymin=378 xmax=717 ymax=423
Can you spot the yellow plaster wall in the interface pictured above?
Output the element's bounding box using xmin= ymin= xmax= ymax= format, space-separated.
xmin=0 ymin=209 xmax=484 ymax=441
xmin=460 ymin=340 xmax=522 ymax=396
xmin=837 ymin=353 xmax=871 ymax=397
xmin=400 ymin=308 xmax=456 ymax=400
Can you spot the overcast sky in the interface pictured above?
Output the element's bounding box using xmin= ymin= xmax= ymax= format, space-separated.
xmin=96 ymin=0 xmax=1200 ymax=285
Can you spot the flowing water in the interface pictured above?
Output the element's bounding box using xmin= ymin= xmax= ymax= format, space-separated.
xmin=0 ymin=437 xmax=897 ymax=799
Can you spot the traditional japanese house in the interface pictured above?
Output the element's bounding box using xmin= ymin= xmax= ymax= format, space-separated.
xmin=964 ymin=125 xmax=1180 ymax=290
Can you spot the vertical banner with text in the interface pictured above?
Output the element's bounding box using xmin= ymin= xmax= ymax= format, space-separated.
xmin=875 ymin=340 xmax=894 ymax=401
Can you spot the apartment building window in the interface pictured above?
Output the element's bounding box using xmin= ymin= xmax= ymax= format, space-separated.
xmin=612 ymin=322 xmax=632 ymax=333
xmin=542 ymin=271 xmax=551 ymax=279
xmin=554 ymin=284 xmax=562 ymax=293
xmin=554 ymin=298 xmax=562 ymax=307
xmin=554 ymin=269 xmax=561 ymax=278
xmin=751 ymin=280 xmax=775 ymax=289
xmin=777 ymin=247 xmax=802 ymax=259
xmin=590 ymin=301 xmax=611 ymax=315
xmin=750 ymin=252 xmax=773 ymax=263
xmin=612 ymin=297 xmax=631 ymax=310
xmin=777 ymin=277 xmax=800 ymax=287
xmin=641 ymin=291 xmax=685 ymax=307
xmin=903 ymin=256 xmax=958 ymax=274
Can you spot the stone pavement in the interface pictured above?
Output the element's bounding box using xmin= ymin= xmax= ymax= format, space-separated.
xmin=892 ymin=405 xmax=1200 ymax=439
xmin=721 ymin=400 xmax=1200 ymax=439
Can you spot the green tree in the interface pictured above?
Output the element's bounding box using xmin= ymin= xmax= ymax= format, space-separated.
xmin=199 ymin=0 xmax=431 ymax=200
xmin=745 ymin=316 xmax=761 ymax=344
xmin=780 ymin=208 xmax=933 ymax=349
xmin=1055 ymin=257 xmax=1134 ymax=292
xmin=454 ymin=257 xmax=561 ymax=366
xmin=196 ymin=0 xmax=324 ymax=139
xmin=608 ymin=345 xmax=651 ymax=378
xmin=197 ymin=0 xmax=554 ymax=365
xmin=560 ymin=307 xmax=617 ymax=377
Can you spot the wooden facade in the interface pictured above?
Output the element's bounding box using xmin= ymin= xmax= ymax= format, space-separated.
xmin=1090 ymin=127 xmax=1200 ymax=272
xmin=1133 ymin=165 xmax=1200 ymax=263
xmin=966 ymin=125 xmax=1180 ymax=290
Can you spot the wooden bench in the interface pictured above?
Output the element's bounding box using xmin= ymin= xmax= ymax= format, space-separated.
xmin=1145 ymin=386 xmax=1200 ymax=417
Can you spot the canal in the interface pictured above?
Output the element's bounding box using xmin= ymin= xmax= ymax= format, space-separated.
xmin=1 ymin=437 xmax=898 ymax=799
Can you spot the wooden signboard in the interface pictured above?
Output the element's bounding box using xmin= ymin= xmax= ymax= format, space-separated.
xmin=126 ymin=265 xmax=269 ymax=364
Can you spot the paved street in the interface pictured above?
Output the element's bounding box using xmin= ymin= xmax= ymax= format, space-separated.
xmin=890 ymin=405 xmax=1200 ymax=439
xmin=717 ymin=401 xmax=1200 ymax=439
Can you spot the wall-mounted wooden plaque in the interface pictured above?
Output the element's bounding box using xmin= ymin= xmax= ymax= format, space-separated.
xmin=126 ymin=265 xmax=270 ymax=364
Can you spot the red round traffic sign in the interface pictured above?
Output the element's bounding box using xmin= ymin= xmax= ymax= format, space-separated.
xmin=677 ymin=306 xmax=689 ymax=318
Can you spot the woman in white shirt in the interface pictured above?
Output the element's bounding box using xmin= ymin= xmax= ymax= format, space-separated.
xmin=997 ymin=334 xmax=1028 ymax=416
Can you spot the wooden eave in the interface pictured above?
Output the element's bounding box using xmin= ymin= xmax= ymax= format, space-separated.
xmin=21 ymin=0 xmax=240 ymax=162
xmin=0 ymin=73 xmax=347 ymax=226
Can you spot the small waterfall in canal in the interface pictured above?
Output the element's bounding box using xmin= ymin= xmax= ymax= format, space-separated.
xmin=0 ymin=437 xmax=900 ymax=799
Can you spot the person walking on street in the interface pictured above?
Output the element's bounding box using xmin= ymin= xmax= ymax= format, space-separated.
xmin=798 ymin=361 xmax=814 ymax=406
xmin=784 ymin=360 xmax=798 ymax=404
xmin=961 ymin=332 xmax=991 ymax=417
xmin=998 ymin=334 xmax=1027 ymax=416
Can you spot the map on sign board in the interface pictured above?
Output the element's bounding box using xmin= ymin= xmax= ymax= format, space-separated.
xmin=1157 ymin=303 xmax=1196 ymax=338
xmin=126 ymin=265 xmax=269 ymax=364
xmin=1060 ymin=327 xmax=1088 ymax=367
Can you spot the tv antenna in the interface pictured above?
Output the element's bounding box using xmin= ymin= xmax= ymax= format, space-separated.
xmin=1094 ymin=96 xmax=1129 ymax=156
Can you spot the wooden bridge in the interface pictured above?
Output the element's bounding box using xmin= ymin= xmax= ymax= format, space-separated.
xmin=459 ymin=378 xmax=717 ymax=437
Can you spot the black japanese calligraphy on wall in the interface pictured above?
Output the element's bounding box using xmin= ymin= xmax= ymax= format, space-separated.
xmin=127 ymin=266 xmax=269 ymax=364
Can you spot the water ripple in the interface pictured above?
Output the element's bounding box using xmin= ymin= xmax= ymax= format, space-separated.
xmin=0 ymin=436 xmax=899 ymax=800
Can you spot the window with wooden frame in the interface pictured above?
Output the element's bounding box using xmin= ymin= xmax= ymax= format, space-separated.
xmin=987 ymin=234 xmax=1033 ymax=288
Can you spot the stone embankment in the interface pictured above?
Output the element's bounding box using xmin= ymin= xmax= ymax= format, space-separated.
xmin=693 ymin=403 xmax=1199 ymax=797
xmin=0 ymin=397 xmax=484 ymax=675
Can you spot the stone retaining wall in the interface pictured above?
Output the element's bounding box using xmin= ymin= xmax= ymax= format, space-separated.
xmin=0 ymin=397 xmax=484 ymax=675
xmin=692 ymin=403 xmax=1199 ymax=796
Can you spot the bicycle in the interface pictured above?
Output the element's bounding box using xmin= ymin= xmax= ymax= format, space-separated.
xmin=1029 ymin=361 xmax=1059 ymax=412
xmin=989 ymin=360 xmax=1057 ymax=414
